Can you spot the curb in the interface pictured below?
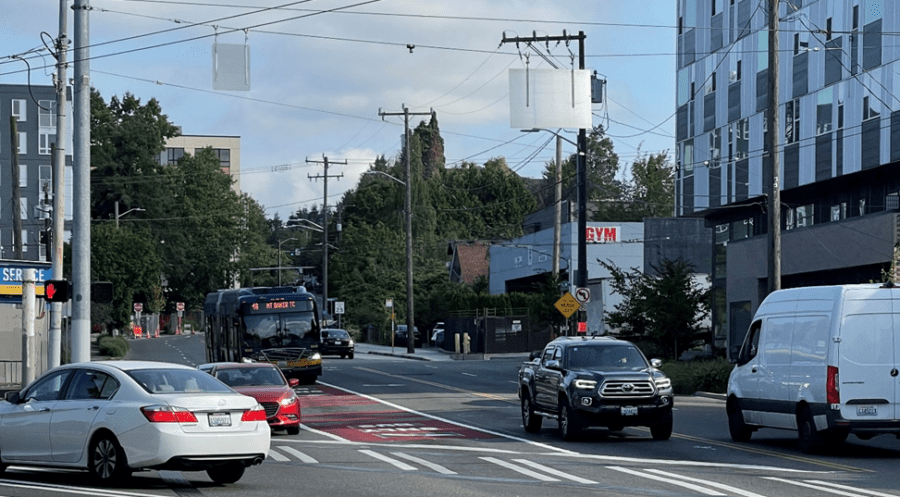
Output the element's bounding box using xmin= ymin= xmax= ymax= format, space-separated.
xmin=692 ymin=391 xmax=726 ymax=401
xmin=365 ymin=351 xmax=433 ymax=361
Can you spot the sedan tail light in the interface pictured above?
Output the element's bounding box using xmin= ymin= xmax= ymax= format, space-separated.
xmin=241 ymin=405 xmax=268 ymax=422
xmin=141 ymin=405 xmax=198 ymax=423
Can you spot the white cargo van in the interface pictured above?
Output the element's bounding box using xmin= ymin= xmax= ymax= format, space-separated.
xmin=727 ymin=283 xmax=900 ymax=452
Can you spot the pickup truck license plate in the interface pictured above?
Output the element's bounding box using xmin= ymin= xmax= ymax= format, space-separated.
xmin=857 ymin=406 xmax=877 ymax=416
xmin=621 ymin=406 xmax=638 ymax=416
xmin=208 ymin=413 xmax=232 ymax=427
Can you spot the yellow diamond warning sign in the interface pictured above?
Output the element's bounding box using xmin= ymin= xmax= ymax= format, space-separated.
xmin=554 ymin=292 xmax=580 ymax=319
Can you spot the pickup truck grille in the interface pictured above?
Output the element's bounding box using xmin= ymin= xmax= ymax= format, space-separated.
xmin=600 ymin=380 xmax=655 ymax=397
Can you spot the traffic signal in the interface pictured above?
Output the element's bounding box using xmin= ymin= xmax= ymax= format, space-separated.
xmin=44 ymin=280 xmax=71 ymax=303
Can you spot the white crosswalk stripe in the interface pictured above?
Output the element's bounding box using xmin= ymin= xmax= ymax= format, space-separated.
xmin=359 ymin=449 xmax=418 ymax=470
xmin=267 ymin=448 xmax=290 ymax=462
xmin=608 ymin=466 xmax=725 ymax=496
xmin=277 ymin=446 xmax=319 ymax=464
xmin=391 ymin=452 xmax=456 ymax=475
xmin=511 ymin=459 xmax=597 ymax=484
xmin=645 ymin=469 xmax=767 ymax=497
xmin=765 ymin=477 xmax=899 ymax=497
xmin=480 ymin=457 xmax=558 ymax=482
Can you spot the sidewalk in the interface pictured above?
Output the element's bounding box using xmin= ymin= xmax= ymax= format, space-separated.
xmin=356 ymin=342 xmax=530 ymax=362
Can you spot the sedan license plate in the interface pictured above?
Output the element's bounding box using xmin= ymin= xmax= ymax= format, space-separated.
xmin=857 ymin=406 xmax=878 ymax=416
xmin=621 ymin=406 xmax=638 ymax=416
xmin=208 ymin=412 xmax=232 ymax=427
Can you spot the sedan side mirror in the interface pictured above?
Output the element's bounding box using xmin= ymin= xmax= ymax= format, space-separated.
xmin=288 ymin=378 xmax=300 ymax=387
xmin=4 ymin=391 xmax=20 ymax=404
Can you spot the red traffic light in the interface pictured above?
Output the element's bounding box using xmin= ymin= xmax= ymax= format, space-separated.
xmin=45 ymin=280 xmax=71 ymax=303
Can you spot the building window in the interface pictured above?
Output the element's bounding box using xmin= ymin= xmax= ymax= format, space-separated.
xmin=38 ymin=100 xmax=57 ymax=128
xmin=887 ymin=193 xmax=899 ymax=211
xmin=213 ymin=148 xmax=231 ymax=171
xmin=682 ymin=139 xmax=694 ymax=177
xmin=709 ymin=128 xmax=721 ymax=167
xmin=863 ymin=95 xmax=880 ymax=121
xmin=19 ymin=165 xmax=27 ymax=188
xmin=38 ymin=131 xmax=55 ymax=155
xmin=853 ymin=5 xmax=859 ymax=30
xmin=816 ymin=87 xmax=833 ymax=135
xmin=793 ymin=32 xmax=809 ymax=55
xmin=714 ymin=223 xmax=728 ymax=279
xmin=11 ymin=99 xmax=26 ymax=121
xmin=19 ymin=198 xmax=27 ymax=220
xmin=732 ymin=218 xmax=753 ymax=239
xmin=40 ymin=165 xmax=52 ymax=196
xmin=859 ymin=198 xmax=867 ymax=215
xmin=826 ymin=18 xmax=833 ymax=41
xmin=733 ymin=119 xmax=749 ymax=160
xmin=831 ymin=203 xmax=847 ymax=221
xmin=785 ymin=99 xmax=799 ymax=144
xmin=795 ymin=204 xmax=814 ymax=228
xmin=161 ymin=147 xmax=184 ymax=165
xmin=17 ymin=132 xmax=26 ymax=155
xmin=514 ymin=256 xmax=523 ymax=268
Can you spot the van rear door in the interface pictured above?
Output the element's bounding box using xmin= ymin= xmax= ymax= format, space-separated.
xmin=838 ymin=293 xmax=898 ymax=421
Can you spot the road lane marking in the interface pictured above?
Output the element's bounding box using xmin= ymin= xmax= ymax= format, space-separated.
xmin=462 ymin=373 xmax=477 ymax=377
xmin=267 ymin=448 xmax=289 ymax=462
xmin=360 ymin=449 xmax=418 ymax=470
xmin=480 ymin=457 xmax=558 ymax=482
xmin=278 ymin=446 xmax=319 ymax=463
xmin=512 ymin=459 xmax=597 ymax=484
xmin=765 ymin=477 xmax=892 ymax=497
xmin=0 ymin=478 xmax=167 ymax=497
xmin=300 ymin=422 xmax=353 ymax=442
xmin=645 ymin=468 xmax=768 ymax=497
xmin=391 ymin=452 xmax=457 ymax=474
xmin=803 ymin=480 xmax=900 ymax=497
xmin=608 ymin=466 xmax=726 ymax=496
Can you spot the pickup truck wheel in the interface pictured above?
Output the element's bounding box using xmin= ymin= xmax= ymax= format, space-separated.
xmin=521 ymin=394 xmax=542 ymax=433
xmin=798 ymin=407 xmax=825 ymax=453
xmin=558 ymin=400 xmax=581 ymax=441
xmin=650 ymin=410 xmax=673 ymax=441
xmin=727 ymin=400 xmax=753 ymax=442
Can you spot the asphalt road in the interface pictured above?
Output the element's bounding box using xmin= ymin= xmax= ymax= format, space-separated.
xmin=3 ymin=334 xmax=900 ymax=497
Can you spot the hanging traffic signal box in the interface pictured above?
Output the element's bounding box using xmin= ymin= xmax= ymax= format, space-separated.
xmin=44 ymin=280 xmax=71 ymax=303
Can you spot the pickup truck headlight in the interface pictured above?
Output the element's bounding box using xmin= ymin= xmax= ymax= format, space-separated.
xmin=654 ymin=377 xmax=672 ymax=390
xmin=574 ymin=379 xmax=597 ymax=390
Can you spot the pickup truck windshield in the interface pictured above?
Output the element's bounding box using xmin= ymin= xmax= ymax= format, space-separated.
xmin=566 ymin=345 xmax=647 ymax=371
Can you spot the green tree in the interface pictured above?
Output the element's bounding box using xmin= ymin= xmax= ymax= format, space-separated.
xmin=601 ymin=258 xmax=711 ymax=359
xmin=626 ymin=150 xmax=675 ymax=220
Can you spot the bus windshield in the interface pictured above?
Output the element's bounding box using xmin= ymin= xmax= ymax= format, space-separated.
xmin=243 ymin=311 xmax=319 ymax=348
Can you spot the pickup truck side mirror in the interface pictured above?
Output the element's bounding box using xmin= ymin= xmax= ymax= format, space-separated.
xmin=544 ymin=360 xmax=561 ymax=371
xmin=650 ymin=358 xmax=662 ymax=368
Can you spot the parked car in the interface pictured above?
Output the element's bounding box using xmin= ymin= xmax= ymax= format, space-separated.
xmin=394 ymin=324 xmax=422 ymax=347
xmin=728 ymin=283 xmax=900 ymax=453
xmin=518 ymin=336 xmax=674 ymax=441
xmin=431 ymin=322 xmax=445 ymax=346
xmin=201 ymin=363 xmax=302 ymax=435
xmin=0 ymin=361 xmax=269 ymax=484
xmin=320 ymin=328 xmax=355 ymax=359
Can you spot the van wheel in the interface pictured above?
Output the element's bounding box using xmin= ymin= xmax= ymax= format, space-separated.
xmin=727 ymin=400 xmax=753 ymax=442
xmin=798 ymin=407 xmax=825 ymax=453
xmin=521 ymin=393 xmax=542 ymax=433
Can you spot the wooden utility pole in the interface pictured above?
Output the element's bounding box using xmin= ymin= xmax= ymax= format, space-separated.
xmin=379 ymin=105 xmax=434 ymax=354
xmin=307 ymin=155 xmax=345 ymax=323
xmin=766 ymin=0 xmax=781 ymax=294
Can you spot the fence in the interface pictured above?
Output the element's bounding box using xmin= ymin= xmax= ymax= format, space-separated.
xmin=437 ymin=308 xmax=553 ymax=354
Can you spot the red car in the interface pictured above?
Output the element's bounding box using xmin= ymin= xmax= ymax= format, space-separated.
xmin=201 ymin=363 xmax=302 ymax=435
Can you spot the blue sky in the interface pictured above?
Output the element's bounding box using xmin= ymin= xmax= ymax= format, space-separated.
xmin=2 ymin=0 xmax=676 ymax=221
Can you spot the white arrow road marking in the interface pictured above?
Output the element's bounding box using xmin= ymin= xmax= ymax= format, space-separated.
xmin=512 ymin=459 xmax=597 ymax=484
xmin=645 ymin=468 xmax=767 ymax=497
xmin=277 ymin=446 xmax=319 ymax=463
xmin=359 ymin=449 xmax=418 ymax=470
xmin=390 ymin=452 xmax=457 ymax=474
xmin=480 ymin=457 xmax=558 ymax=482
xmin=608 ymin=466 xmax=725 ymax=496
xmin=765 ymin=477 xmax=893 ymax=497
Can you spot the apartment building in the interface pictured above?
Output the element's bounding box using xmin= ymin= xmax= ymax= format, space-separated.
xmin=159 ymin=134 xmax=241 ymax=194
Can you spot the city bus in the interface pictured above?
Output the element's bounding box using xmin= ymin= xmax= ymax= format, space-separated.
xmin=204 ymin=286 xmax=322 ymax=383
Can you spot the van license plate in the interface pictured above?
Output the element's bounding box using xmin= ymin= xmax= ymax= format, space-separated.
xmin=857 ymin=406 xmax=877 ymax=416
xmin=621 ymin=406 xmax=638 ymax=416
xmin=208 ymin=413 xmax=232 ymax=427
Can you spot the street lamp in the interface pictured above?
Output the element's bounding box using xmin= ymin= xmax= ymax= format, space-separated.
xmin=362 ymin=170 xmax=414 ymax=353
xmin=114 ymin=200 xmax=145 ymax=229
xmin=277 ymin=237 xmax=297 ymax=286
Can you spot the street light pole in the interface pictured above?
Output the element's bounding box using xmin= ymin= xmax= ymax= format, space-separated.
xmin=114 ymin=201 xmax=145 ymax=229
xmin=277 ymin=237 xmax=297 ymax=286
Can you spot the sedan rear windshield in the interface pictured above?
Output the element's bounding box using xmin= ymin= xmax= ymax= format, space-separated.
xmin=129 ymin=368 xmax=234 ymax=394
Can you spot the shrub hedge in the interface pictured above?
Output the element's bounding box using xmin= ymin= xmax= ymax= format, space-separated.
xmin=97 ymin=335 xmax=130 ymax=359
xmin=658 ymin=357 xmax=733 ymax=395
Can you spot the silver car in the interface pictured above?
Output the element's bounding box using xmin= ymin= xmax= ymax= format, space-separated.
xmin=0 ymin=360 xmax=270 ymax=484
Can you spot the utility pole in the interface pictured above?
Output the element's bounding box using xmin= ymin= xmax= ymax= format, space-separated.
xmin=379 ymin=105 xmax=434 ymax=354
xmin=71 ymin=0 xmax=91 ymax=362
xmin=766 ymin=0 xmax=781 ymax=294
xmin=49 ymin=0 xmax=70 ymax=369
xmin=307 ymin=155 xmax=344 ymax=324
xmin=553 ymin=135 xmax=562 ymax=277
xmin=10 ymin=117 xmax=22 ymax=259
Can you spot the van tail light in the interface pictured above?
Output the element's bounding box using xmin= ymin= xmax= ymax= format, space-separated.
xmin=141 ymin=406 xmax=198 ymax=423
xmin=241 ymin=405 xmax=267 ymax=422
xmin=826 ymin=366 xmax=840 ymax=404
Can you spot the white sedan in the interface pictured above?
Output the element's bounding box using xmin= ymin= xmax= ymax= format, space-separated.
xmin=0 ymin=360 xmax=270 ymax=484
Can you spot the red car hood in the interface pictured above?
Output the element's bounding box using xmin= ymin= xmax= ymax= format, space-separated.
xmin=232 ymin=385 xmax=294 ymax=403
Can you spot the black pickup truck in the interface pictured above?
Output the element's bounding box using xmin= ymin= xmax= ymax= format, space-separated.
xmin=518 ymin=336 xmax=674 ymax=440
